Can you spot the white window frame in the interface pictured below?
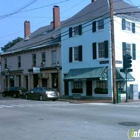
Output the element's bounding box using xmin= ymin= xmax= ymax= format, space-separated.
xmin=52 ymin=50 xmax=56 ymax=64
xmin=97 ymin=19 xmax=104 ymax=30
xmin=125 ymin=21 xmax=131 ymax=31
xmin=126 ymin=43 xmax=131 ymax=55
xmin=97 ymin=42 xmax=105 ymax=58
xmin=73 ymin=26 xmax=79 ymax=36
xmin=73 ymin=46 xmax=79 ymax=62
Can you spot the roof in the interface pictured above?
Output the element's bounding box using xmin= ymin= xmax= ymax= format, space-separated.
xmin=62 ymin=0 xmax=140 ymax=27
xmin=64 ymin=67 xmax=135 ymax=81
xmin=3 ymin=0 xmax=140 ymax=54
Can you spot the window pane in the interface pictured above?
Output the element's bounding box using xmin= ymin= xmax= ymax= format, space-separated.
xmin=73 ymin=26 xmax=79 ymax=36
xmin=74 ymin=47 xmax=79 ymax=61
xmin=42 ymin=52 xmax=45 ymax=62
xmin=98 ymin=43 xmax=105 ymax=58
xmin=98 ymin=20 xmax=104 ymax=30
xmin=52 ymin=51 xmax=56 ymax=64
xmin=125 ymin=21 xmax=131 ymax=31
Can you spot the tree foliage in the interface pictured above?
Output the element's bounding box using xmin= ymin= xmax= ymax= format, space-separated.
xmin=1 ymin=37 xmax=23 ymax=52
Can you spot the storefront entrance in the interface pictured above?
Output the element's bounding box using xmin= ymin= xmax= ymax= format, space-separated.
xmin=86 ymin=81 xmax=92 ymax=96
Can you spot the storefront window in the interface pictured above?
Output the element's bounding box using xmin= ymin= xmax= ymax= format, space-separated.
xmin=73 ymin=81 xmax=82 ymax=89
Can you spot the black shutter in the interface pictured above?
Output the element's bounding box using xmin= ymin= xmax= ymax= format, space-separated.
xmin=79 ymin=25 xmax=82 ymax=35
xmin=104 ymin=40 xmax=108 ymax=58
xmin=69 ymin=47 xmax=72 ymax=62
xmin=79 ymin=45 xmax=82 ymax=61
xmin=92 ymin=22 xmax=96 ymax=32
xmin=122 ymin=42 xmax=126 ymax=55
xmin=122 ymin=19 xmax=126 ymax=30
xmin=92 ymin=43 xmax=97 ymax=59
xmin=132 ymin=23 xmax=135 ymax=33
xmin=69 ymin=27 xmax=72 ymax=37
xmin=132 ymin=44 xmax=136 ymax=60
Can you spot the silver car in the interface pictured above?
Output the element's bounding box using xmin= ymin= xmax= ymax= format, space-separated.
xmin=24 ymin=87 xmax=58 ymax=101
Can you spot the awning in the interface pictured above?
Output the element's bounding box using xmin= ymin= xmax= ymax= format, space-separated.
xmin=64 ymin=67 xmax=108 ymax=81
xmin=64 ymin=67 xmax=135 ymax=82
xmin=116 ymin=67 xmax=135 ymax=81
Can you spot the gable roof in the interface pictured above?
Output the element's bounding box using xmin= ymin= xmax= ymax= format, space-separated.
xmin=61 ymin=0 xmax=140 ymax=27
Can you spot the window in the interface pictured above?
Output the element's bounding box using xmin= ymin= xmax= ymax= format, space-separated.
xmin=69 ymin=25 xmax=82 ymax=37
xmin=18 ymin=56 xmax=21 ymax=67
xmin=93 ymin=41 xmax=108 ymax=59
xmin=69 ymin=46 xmax=82 ymax=62
xmin=73 ymin=81 xmax=82 ymax=89
xmin=73 ymin=47 xmax=79 ymax=61
xmin=42 ymin=52 xmax=46 ymax=62
xmin=97 ymin=19 xmax=104 ymax=30
xmin=52 ymin=50 xmax=56 ymax=64
xmin=32 ymin=54 xmax=36 ymax=66
xmin=122 ymin=19 xmax=135 ymax=33
xmin=98 ymin=42 xmax=105 ymax=58
xmin=125 ymin=21 xmax=131 ymax=31
xmin=122 ymin=42 xmax=136 ymax=60
xmin=17 ymin=75 xmax=21 ymax=87
xmin=96 ymin=81 xmax=107 ymax=89
xmin=92 ymin=19 xmax=104 ymax=32
xmin=4 ymin=58 xmax=7 ymax=68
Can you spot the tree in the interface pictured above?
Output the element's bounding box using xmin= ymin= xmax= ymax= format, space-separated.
xmin=1 ymin=37 xmax=23 ymax=52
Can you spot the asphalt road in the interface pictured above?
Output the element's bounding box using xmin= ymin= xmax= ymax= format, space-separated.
xmin=0 ymin=96 xmax=140 ymax=140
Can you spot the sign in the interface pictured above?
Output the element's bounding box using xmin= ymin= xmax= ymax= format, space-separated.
xmin=9 ymin=75 xmax=14 ymax=79
xmin=33 ymin=67 xmax=40 ymax=73
xmin=100 ymin=61 xmax=109 ymax=64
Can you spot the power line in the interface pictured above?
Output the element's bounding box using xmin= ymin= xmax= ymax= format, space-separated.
xmin=0 ymin=0 xmax=38 ymax=19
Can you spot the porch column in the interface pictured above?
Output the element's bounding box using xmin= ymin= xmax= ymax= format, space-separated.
xmin=68 ymin=82 xmax=72 ymax=96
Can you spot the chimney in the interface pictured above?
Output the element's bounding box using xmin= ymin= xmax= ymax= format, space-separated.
xmin=24 ymin=21 xmax=30 ymax=38
xmin=91 ymin=0 xmax=96 ymax=2
xmin=53 ymin=6 xmax=60 ymax=29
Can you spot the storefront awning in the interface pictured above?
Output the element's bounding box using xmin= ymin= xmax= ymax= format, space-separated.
xmin=64 ymin=67 xmax=108 ymax=81
xmin=64 ymin=67 xmax=135 ymax=82
xmin=116 ymin=67 xmax=135 ymax=81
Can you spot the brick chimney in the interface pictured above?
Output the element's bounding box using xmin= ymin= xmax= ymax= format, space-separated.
xmin=24 ymin=21 xmax=30 ymax=38
xmin=53 ymin=6 xmax=60 ymax=29
xmin=91 ymin=0 xmax=96 ymax=2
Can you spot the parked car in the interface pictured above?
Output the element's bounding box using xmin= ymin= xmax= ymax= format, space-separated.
xmin=24 ymin=87 xmax=58 ymax=101
xmin=2 ymin=87 xmax=27 ymax=98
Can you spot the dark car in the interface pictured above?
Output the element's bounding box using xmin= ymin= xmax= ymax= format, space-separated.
xmin=24 ymin=87 xmax=58 ymax=101
xmin=2 ymin=87 xmax=27 ymax=98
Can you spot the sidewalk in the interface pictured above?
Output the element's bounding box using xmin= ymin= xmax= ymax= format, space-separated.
xmin=58 ymin=96 xmax=140 ymax=104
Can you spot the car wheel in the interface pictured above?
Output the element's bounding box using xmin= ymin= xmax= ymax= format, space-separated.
xmin=2 ymin=93 xmax=6 ymax=97
xmin=13 ymin=93 xmax=17 ymax=98
xmin=39 ymin=95 xmax=43 ymax=101
xmin=52 ymin=99 xmax=56 ymax=101
xmin=25 ymin=94 xmax=28 ymax=99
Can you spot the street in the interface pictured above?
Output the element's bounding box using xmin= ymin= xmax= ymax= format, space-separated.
xmin=0 ymin=96 xmax=140 ymax=140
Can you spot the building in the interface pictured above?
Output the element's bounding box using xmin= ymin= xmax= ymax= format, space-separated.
xmin=61 ymin=0 xmax=140 ymax=100
xmin=1 ymin=6 xmax=62 ymax=94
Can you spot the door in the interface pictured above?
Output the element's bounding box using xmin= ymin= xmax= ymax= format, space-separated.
xmin=64 ymin=81 xmax=69 ymax=95
xmin=86 ymin=81 xmax=92 ymax=96
xmin=33 ymin=74 xmax=38 ymax=88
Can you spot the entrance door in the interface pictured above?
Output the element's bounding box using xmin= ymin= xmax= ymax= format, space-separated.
xmin=64 ymin=81 xmax=69 ymax=95
xmin=10 ymin=80 xmax=14 ymax=87
xmin=33 ymin=74 xmax=38 ymax=88
xmin=86 ymin=81 xmax=92 ymax=96
xmin=42 ymin=79 xmax=47 ymax=87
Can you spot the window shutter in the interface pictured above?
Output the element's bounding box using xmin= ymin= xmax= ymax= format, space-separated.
xmin=92 ymin=22 xmax=96 ymax=32
xmin=132 ymin=44 xmax=136 ymax=60
xmin=92 ymin=43 xmax=97 ymax=59
xmin=79 ymin=45 xmax=82 ymax=61
xmin=79 ymin=25 xmax=82 ymax=35
xmin=122 ymin=19 xmax=126 ymax=30
xmin=122 ymin=42 xmax=126 ymax=55
xmin=69 ymin=27 xmax=72 ymax=37
xmin=69 ymin=47 xmax=72 ymax=62
xmin=104 ymin=40 xmax=108 ymax=58
xmin=132 ymin=23 xmax=135 ymax=33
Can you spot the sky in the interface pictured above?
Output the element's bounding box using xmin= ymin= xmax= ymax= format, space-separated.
xmin=0 ymin=0 xmax=140 ymax=51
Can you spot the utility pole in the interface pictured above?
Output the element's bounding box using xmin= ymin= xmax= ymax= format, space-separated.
xmin=109 ymin=0 xmax=117 ymax=103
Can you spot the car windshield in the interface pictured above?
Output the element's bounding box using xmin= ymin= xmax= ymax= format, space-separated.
xmin=43 ymin=87 xmax=55 ymax=91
